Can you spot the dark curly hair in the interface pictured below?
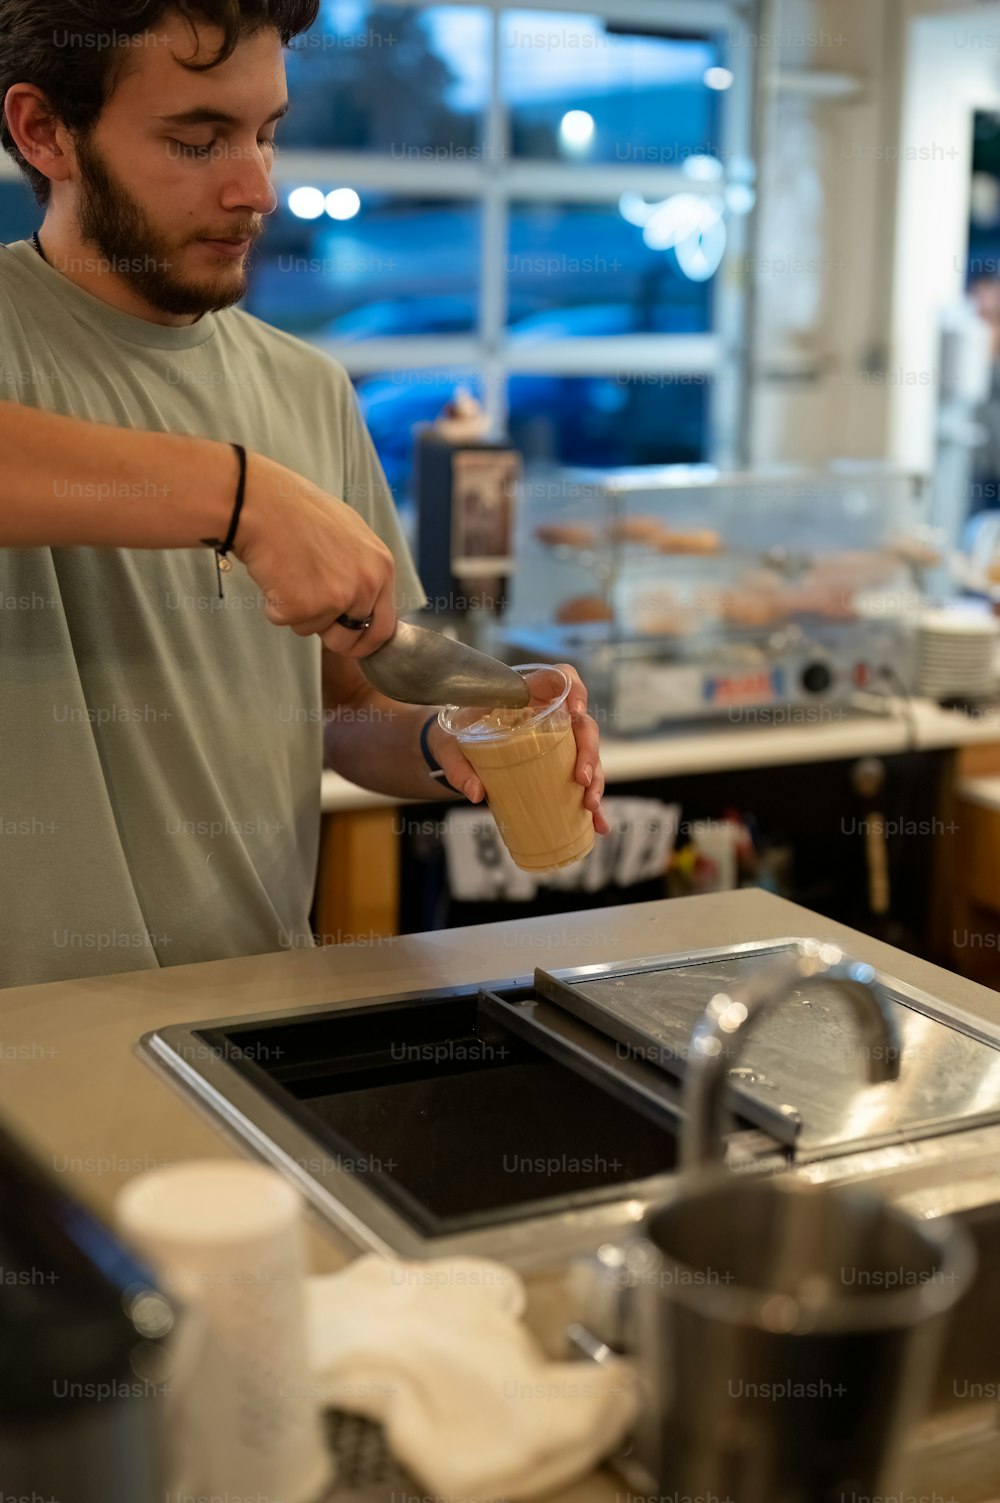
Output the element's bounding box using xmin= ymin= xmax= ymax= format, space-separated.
xmin=0 ymin=0 xmax=319 ymax=204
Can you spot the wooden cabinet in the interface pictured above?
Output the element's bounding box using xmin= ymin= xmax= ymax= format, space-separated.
xmin=313 ymin=810 xmax=401 ymax=945
xmin=937 ymin=746 xmax=1000 ymax=988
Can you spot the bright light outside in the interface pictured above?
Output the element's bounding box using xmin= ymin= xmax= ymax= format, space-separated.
xmin=618 ymin=189 xmax=729 ymax=282
xmin=642 ymin=195 xmax=713 ymax=251
xmin=287 ymin=186 xmax=326 ymax=220
xmin=326 ymin=187 xmax=362 ymax=221
xmin=726 ymin=183 xmax=756 ymax=215
xmin=559 ymin=109 xmax=595 ymax=153
xmin=704 ymin=66 xmax=734 ymax=91
xmin=683 ymin=154 xmax=725 ymax=183
xmin=501 ymin=11 xmax=717 ymax=103
xmin=675 ymin=213 xmax=727 ymax=281
xmin=642 ymin=194 xmax=727 ymax=282
xmin=618 ymin=191 xmax=653 ymax=228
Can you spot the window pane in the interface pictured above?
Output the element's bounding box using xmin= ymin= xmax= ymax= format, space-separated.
xmin=0 ymin=179 xmax=40 ymax=244
xmin=355 ymin=370 xmax=484 ymax=502
xmin=501 ymin=12 xmax=721 ymax=165
xmin=244 ymin=194 xmax=480 ymax=339
xmin=508 ymin=202 xmax=712 ymax=337
xmin=507 ymin=374 xmax=709 ymax=468
xmin=283 ymin=3 xmax=490 ymax=154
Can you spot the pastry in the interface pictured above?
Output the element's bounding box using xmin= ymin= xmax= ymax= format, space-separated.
xmin=655 ymin=529 xmax=723 ymax=555
xmin=785 ymin=586 xmax=857 ymax=621
xmin=555 ymin=594 xmax=614 ymax=624
xmin=892 ymin=536 xmax=941 ymax=568
xmin=534 ymin=523 xmax=597 ymax=549
xmin=606 ymin=516 xmax=667 ymax=546
xmin=720 ymin=592 xmax=789 ymax=628
xmin=637 ymin=612 xmax=690 ymax=637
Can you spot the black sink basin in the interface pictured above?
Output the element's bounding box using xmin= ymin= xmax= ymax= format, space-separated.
xmin=199 ymin=992 xmax=679 ymax=1237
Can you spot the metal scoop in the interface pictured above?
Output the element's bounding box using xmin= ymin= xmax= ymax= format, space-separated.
xmin=358 ymin=620 xmax=531 ymax=708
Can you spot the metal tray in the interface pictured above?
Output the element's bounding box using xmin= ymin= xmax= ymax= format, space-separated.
xmin=526 ymin=940 xmax=1000 ymax=1162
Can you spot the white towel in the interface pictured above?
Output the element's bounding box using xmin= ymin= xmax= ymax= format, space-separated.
xmin=305 ymin=1255 xmax=637 ymax=1502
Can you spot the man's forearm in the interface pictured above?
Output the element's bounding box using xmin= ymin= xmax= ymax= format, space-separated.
xmin=324 ymin=687 xmax=463 ymax=801
xmin=0 ymin=401 xmax=239 ymax=548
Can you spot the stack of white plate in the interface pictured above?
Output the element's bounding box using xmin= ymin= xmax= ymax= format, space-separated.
xmin=917 ymin=606 xmax=999 ymax=700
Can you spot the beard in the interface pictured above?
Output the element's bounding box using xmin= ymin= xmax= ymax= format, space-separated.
xmin=74 ymin=133 xmax=262 ymax=317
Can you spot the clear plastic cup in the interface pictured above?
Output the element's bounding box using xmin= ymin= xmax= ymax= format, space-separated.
xmin=438 ymin=663 xmax=596 ymax=872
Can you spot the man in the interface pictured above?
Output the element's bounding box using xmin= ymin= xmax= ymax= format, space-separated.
xmin=0 ymin=0 xmax=608 ymax=988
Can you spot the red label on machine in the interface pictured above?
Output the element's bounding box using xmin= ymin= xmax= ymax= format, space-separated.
xmin=704 ymin=669 xmax=784 ymax=706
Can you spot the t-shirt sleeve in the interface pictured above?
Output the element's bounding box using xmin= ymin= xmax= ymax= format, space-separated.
xmin=339 ymin=377 xmax=427 ymax=616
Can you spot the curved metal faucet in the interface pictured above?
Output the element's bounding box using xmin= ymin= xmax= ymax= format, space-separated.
xmin=680 ymin=939 xmax=902 ymax=1170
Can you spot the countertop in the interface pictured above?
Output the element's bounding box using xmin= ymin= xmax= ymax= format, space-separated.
xmin=322 ymin=697 xmax=1000 ymax=812
xmin=4 ymin=890 xmax=1000 ymax=1501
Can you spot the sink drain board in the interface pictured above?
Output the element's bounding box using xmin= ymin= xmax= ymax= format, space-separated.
xmin=526 ymin=940 xmax=1000 ymax=1161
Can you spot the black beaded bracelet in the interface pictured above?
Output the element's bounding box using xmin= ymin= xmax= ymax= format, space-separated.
xmin=201 ymin=443 xmax=247 ymax=599
xmin=420 ymin=713 xmax=463 ymax=795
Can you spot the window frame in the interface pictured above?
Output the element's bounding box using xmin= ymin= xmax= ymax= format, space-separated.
xmin=273 ymin=0 xmax=756 ymax=468
xmin=0 ymin=0 xmax=757 ymax=464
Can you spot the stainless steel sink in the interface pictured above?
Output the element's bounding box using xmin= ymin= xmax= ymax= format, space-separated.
xmin=141 ymin=936 xmax=1000 ymax=1496
xmin=139 ymin=937 xmax=1000 ymax=1269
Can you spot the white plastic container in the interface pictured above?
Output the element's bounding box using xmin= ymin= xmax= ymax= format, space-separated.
xmin=116 ymin=1160 xmax=331 ymax=1503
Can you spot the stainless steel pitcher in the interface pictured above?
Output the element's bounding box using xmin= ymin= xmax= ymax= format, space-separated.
xmin=573 ymin=1173 xmax=974 ymax=1502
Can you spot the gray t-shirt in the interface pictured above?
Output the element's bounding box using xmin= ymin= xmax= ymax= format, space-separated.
xmin=0 ymin=239 xmax=425 ymax=988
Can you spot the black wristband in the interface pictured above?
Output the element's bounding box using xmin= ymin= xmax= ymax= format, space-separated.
xmin=201 ymin=443 xmax=248 ymax=599
xmin=420 ymin=713 xmax=464 ymax=796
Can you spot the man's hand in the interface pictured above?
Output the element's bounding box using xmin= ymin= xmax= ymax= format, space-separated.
xmin=235 ymin=458 xmax=397 ymax=658
xmin=426 ymin=661 xmax=611 ymax=836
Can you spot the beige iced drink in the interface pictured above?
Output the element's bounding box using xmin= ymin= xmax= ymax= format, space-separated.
xmin=439 ymin=666 xmax=595 ymax=872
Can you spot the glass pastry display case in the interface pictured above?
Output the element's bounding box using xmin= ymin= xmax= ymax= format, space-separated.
xmin=491 ymin=464 xmax=933 ymax=732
